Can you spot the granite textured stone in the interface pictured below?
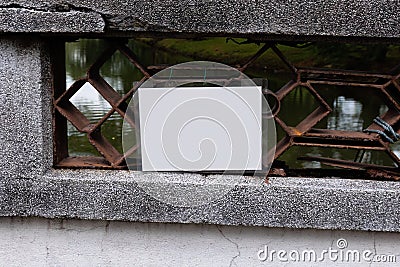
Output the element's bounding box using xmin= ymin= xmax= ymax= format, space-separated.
xmin=1 ymin=169 xmax=400 ymax=232
xmin=0 ymin=8 xmax=104 ymax=33
xmin=0 ymin=37 xmax=52 ymax=178
xmin=0 ymin=0 xmax=399 ymax=39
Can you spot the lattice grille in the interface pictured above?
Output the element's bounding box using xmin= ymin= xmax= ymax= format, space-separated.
xmin=53 ymin=39 xmax=400 ymax=179
xmin=54 ymin=40 xmax=149 ymax=168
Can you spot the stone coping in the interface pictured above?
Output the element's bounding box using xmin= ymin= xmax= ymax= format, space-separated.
xmin=0 ymin=1 xmax=399 ymax=41
xmin=1 ymin=169 xmax=400 ymax=232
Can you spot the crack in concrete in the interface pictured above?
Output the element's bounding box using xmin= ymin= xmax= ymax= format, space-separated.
xmin=45 ymin=246 xmax=49 ymax=265
xmin=216 ymin=226 xmax=241 ymax=267
xmin=0 ymin=2 xmax=95 ymax=13
xmin=368 ymin=233 xmax=377 ymax=267
xmin=64 ymin=225 xmax=106 ymax=233
xmin=0 ymin=3 xmax=61 ymax=12
xmin=101 ymin=221 xmax=110 ymax=253
xmin=55 ymin=2 xmax=108 ymax=29
xmin=54 ymin=223 xmax=107 ymax=233
xmin=373 ymin=234 xmax=376 ymax=255
xmin=0 ymin=2 xmax=172 ymax=33
xmin=0 ymin=2 xmax=107 ymax=31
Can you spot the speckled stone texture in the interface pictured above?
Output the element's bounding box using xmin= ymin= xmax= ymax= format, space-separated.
xmin=0 ymin=37 xmax=52 ymax=178
xmin=1 ymin=169 xmax=400 ymax=232
xmin=0 ymin=8 xmax=105 ymax=33
xmin=0 ymin=0 xmax=399 ymax=39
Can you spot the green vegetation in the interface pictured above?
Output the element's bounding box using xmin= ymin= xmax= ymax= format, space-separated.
xmin=140 ymin=38 xmax=400 ymax=74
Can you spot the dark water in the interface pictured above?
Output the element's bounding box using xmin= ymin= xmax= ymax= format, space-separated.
xmin=65 ymin=39 xmax=400 ymax=168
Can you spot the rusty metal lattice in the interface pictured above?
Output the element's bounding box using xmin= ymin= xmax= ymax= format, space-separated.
xmin=53 ymin=39 xmax=400 ymax=179
xmin=54 ymin=40 xmax=150 ymax=169
xmin=237 ymin=42 xmax=400 ymax=179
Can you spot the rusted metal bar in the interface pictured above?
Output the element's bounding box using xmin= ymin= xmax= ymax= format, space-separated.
xmin=298 ymin=156 xmax=400 ymax=181
xmin=298 ymin=68 xmax=393 ymax=80
xmin=114 ymin=42 xmax=151 ymax=78
xmin=51 ymin=40 xmax=68 ymax=166
xmin=308 ymin=80 xmax=386 ymax=89
xmin=87 ymin=45 xmax=118 ymax=75
xmin=57 ymin=156 xmax=127 ymax=169
xmin=88 ymin=130 xmax=124 ymax=167
xmin=270 ymin=44 xmax=297 ymax=75
xmin=298 ymin=156 xmax=397 ymax=170
xmin=237 ymin=43 xmax=271 ymax=72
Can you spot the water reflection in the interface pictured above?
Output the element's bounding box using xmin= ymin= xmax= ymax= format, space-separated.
xmin=328 ymin=96 xmax=363 ymax=131
xmin=65 ymin=39 xmax=399 ymax=168
xmin=66 ymin=39 xmax=191 ymax=155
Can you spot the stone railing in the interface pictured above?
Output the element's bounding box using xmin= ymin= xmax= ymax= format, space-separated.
xmin=0 ymin=0 xmax=400 ymax=232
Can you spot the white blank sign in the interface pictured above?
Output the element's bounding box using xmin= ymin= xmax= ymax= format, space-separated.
xmin=138 ymin=86 xmax=262 ymax=171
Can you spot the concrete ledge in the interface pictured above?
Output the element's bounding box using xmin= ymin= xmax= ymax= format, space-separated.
xmin=0 ymin=8 xmax=104 ymax=33
xmin=0 ymin=1 xmax=399 ymax=39
xmin=1 ymin=169 xmax=399 ymax=232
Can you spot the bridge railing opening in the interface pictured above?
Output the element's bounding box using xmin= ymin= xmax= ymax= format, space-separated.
xmin=53 ymin=38 xmax=400 ymax=180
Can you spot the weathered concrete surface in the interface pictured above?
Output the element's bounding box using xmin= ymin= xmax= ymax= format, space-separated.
xmin=0 ymin=217 xmax=399 ymax=266
xmin=0 ymin=8 xmax=104 ymax=33
xmin=1 ymin=168 xmax=400 ymax=232
xmin=0 ymin=0 xmax=399 ymax=39
xmin=0 ymin=37 xmax=52 ymax=178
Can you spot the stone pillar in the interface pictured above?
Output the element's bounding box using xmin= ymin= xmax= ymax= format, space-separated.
xmin=0 ymin=37 xmax=53 ymax=179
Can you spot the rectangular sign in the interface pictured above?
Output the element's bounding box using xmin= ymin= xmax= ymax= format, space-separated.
xmin=138 ymin=86 xmax=262 ymax=171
